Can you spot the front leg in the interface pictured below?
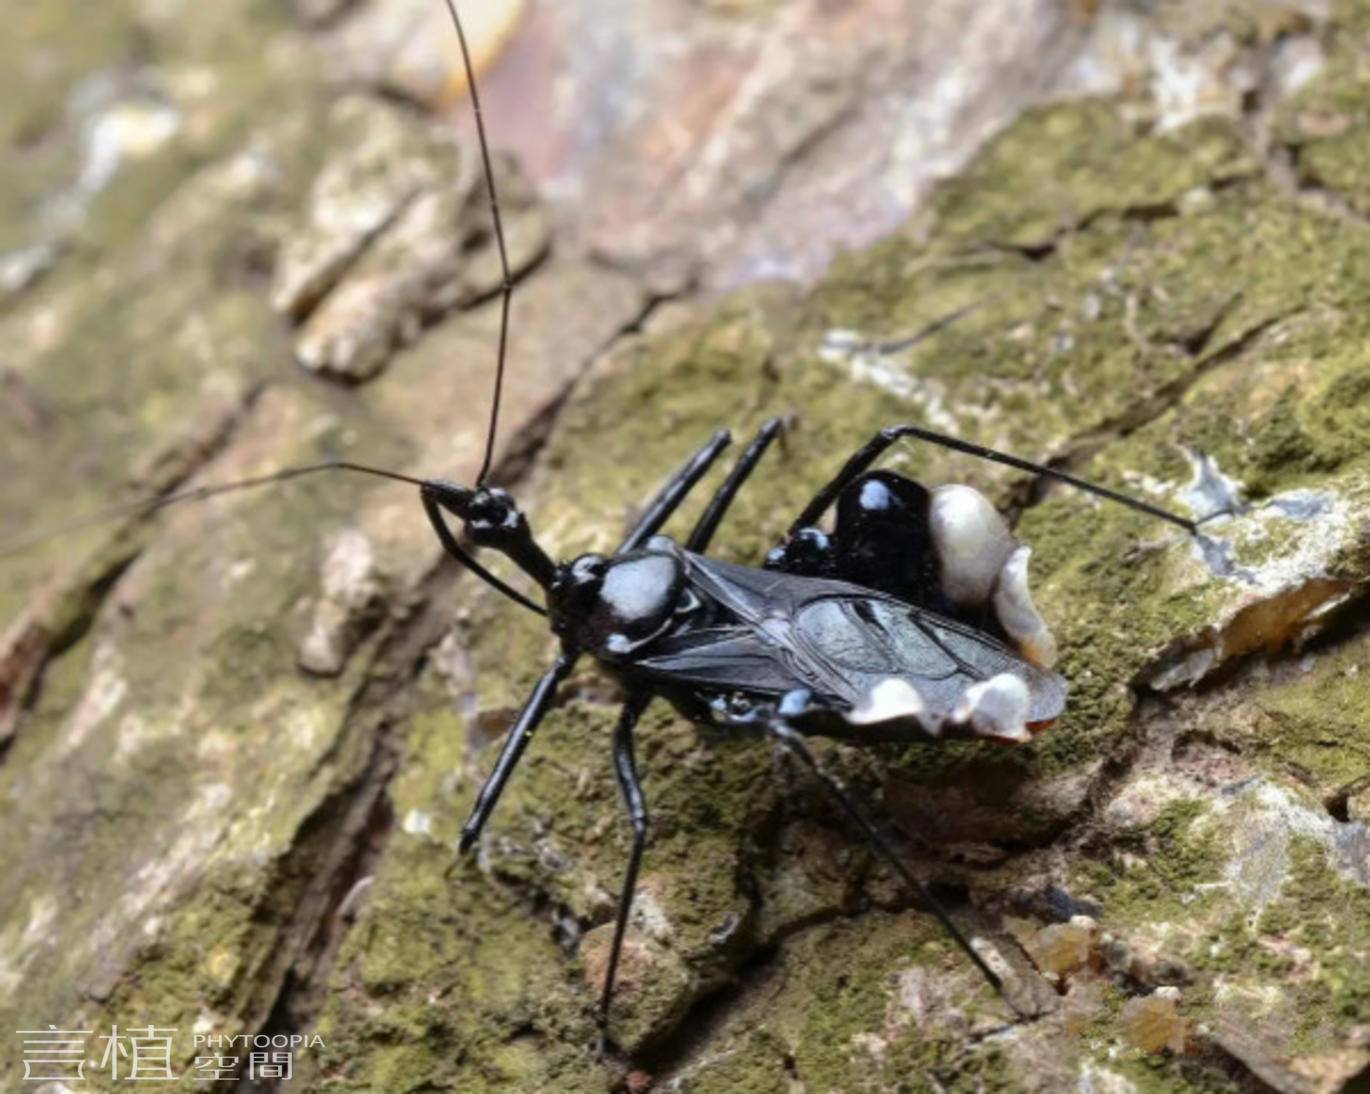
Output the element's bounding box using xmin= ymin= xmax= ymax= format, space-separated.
xmin=685 ymin=417 xmax=783 ymax=553
xmin=619 ymin=430 xmax=732 ymax=552
xmin=456 ymin=649 xmax=580 ymax=853
xmin=598 ymin=691 xmax=653 ymax=1027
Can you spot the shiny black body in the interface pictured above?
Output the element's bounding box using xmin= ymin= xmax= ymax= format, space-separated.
xmin=415 ymin=3 xmax=1194 ymax=1029
xmin=425 ymin=420 xmax=1085 ymax=1021
xmin=7 ymin=0 xmax=1203 ymax=1040
xmin=593 ymin=541 xmax=1064 ymax=742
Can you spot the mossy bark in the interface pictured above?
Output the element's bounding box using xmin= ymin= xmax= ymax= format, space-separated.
xmin=3 ymin=2 xmax=1370 ymax=1093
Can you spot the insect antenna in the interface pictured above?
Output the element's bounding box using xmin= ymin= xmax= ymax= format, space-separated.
xmin=0 ymin=460 xmax=547 ymax=616
xmin=0 ymin=461 xmax=418 ymax=557
xmin=910 ymin=426 xmax=1198 ymax=531
xmin=794 ymin=424 xmax=1199 ymax=536
xmin=441 ymin=0 xmax=512 ymax=489
xmin=6 ymin=6 xmax=551 ymax=618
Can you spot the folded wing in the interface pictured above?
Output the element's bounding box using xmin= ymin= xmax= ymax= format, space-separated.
xmin=629 ymin=552 xmax=1066 ymax=738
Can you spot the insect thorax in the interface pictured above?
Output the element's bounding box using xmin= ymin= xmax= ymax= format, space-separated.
xmin=548 ymin=546 xmax=699 ymax=657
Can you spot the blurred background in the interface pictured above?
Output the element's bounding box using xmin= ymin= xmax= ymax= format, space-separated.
xmin=4 ymin=2 xmax=1365 ymax=1092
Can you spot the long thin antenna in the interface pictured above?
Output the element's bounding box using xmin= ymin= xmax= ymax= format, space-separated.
xmin=892 ymin=425 xmax=1198 ymax=532
xmin=0 ymin=461 xmax=425 ymax=558
xmin=792 ymin=425 xmax=1198 ymax=537
xmin=442 ymin=0 xmax=513 ymax=488
xmin=1 ymin=460 xmax=548 ymax=617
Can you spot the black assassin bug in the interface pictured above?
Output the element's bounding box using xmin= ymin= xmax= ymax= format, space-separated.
xmin=6 ymin=0 xmax=1203 ymax=1029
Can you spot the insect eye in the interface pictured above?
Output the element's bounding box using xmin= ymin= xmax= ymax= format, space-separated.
xmin=468 ymin=487 xmax=520 ymax=530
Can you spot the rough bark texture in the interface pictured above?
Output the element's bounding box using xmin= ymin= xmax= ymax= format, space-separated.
xmin=3 ymin=1 xmax=1370 ymax=1092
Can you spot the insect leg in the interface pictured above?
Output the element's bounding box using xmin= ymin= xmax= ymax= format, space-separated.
xmin=684 ymin=417 xmax=783 ymax=553
xmin=457 ymin=649 xmax=580 ymax=853
xmin=762 ymin=714 xmax=1007 ymax=999
xmin=619 ymin=430 xmax=732 ymax=552
xmin=599 ymin=691 xmax=653 ymax=1025
xmin=789 ymin=425 xmax=1196 ymax=535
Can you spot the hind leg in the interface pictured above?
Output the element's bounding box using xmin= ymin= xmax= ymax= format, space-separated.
xmin=762 ymin=713 xmax=1005 ymax=995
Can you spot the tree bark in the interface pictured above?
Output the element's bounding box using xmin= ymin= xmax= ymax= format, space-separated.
xmin=2 ymin=1 xmax=1369 ymax=1092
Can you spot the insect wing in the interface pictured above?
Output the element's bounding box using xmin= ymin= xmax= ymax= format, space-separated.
xmin=792 ymin=594 xmax=1065 ymax=725
xmin=676 ymin=552 xmax=1066 ymax=728
xmin=631 ymin=625 xmax=819 ymax=696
